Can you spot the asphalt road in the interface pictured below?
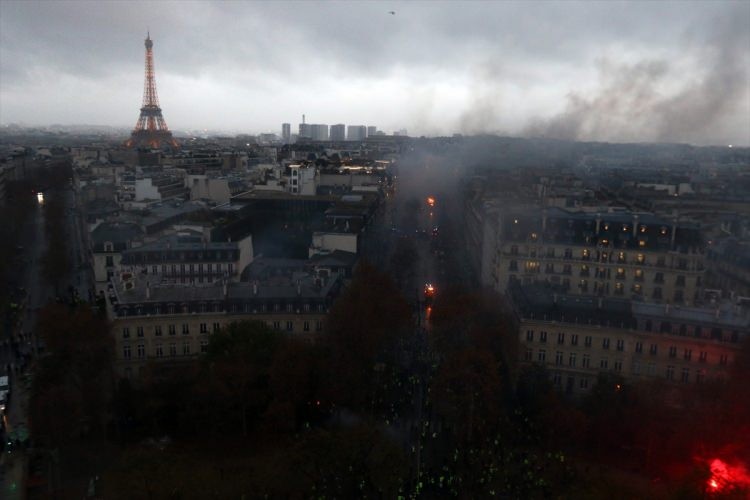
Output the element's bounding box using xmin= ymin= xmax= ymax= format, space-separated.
xmin=0 ymin=184 xmax=94 ymax=498
xmin=0 ymin=198 xmax=48 ymax=499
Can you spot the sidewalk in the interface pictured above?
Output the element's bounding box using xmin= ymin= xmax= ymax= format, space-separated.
xmin=0 ymin=369 xmax=31 ymax=499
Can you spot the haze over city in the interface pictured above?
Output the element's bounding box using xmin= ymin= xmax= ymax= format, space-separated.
xmin=1 ymin=0 xmax=748 ymax=146
xmin=2 ymin=1 xmax=750 ymax=497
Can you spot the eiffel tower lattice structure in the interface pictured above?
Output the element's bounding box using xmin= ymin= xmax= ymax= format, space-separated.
xmin=125 ymin=33 xmax=178 ymax=149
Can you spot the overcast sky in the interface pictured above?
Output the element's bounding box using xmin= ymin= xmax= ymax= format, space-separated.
xmin=1 ymin=0 xmax=748 ymax=145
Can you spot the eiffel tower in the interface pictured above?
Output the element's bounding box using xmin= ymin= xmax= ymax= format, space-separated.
xmin=125 ymin=33 xmax=178 ymax=149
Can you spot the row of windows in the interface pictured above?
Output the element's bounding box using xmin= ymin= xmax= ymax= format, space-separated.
xmin=642 ymin=320 xmax=741 ymax=343
xmin=123 ymin=323 xmax=219 ymax=338
xmin=524 ymin=330 xmax=731 ymax=364
xmin=526 ymin=322 xmax=740 ymax=344
xmin=123 ymin=339 xmax=209 ymax=359
xmin=119 ymin=302 xmax=327 ymax=317
xmin=122 ymin=320 xmax=323 ymax=339
xmin=511 ymin=219 xmax=671 ymax=235
xmin=508 ymin=246 xmax=695 ymax=269
xmin=525 ymin=350 xmax=716 ymax=383
xmin=268 ymin=320 xmax=321 ymax=332
xmin=509 ymin=261 xmax=690 ymax=286
xmin=509 ymin=275 xmax=689 ymax=301
xmin=140 ymin=263 xmax=234 ymax=275
xmin=551 ymin=372 xmax=590 ymax=391
xmin=126 ymin=250 xmax=237 ymax=262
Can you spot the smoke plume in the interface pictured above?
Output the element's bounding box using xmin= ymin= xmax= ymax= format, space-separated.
xmin=523 ymin=6 xmax=749 ymax=145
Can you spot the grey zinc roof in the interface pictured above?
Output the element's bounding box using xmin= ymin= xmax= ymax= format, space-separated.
xmin=509 ymin=282 xmax=637 ymax=328
xmin=309 ymin=250 xmax=358 ymax=267
xmin=228 ymin=274 xmax=339 ymax=300
xmin=113 ymin=273 xmax=340 ymax=305
xmin=90 ymin=222 xmax=143 ymax=245
xmin=632 ymin=302 xmax=750 ymax=329
xmin=117 ymin=281 xmax=225 ymax=303
xmin=123 ymin=232 xmax=237 ymax=253
xmin=138 ymin=201 xmax=203 ymax=226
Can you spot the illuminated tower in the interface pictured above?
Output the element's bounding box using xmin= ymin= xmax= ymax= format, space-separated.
xmin=126 ymin=33 xmax=178 ymax=149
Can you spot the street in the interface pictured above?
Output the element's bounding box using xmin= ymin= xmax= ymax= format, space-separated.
xmin=0 ymin=182 xmax=94 ymax=499
xmin=1 ymin=197 xmax=47 ymax=499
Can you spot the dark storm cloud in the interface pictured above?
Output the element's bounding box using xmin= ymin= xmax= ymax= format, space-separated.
xmin=0 ymin=0 xmax=747 ymax=145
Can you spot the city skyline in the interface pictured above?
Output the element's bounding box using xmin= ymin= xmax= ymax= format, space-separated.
xmin=1 ymin=0 xmax=749 ymax=145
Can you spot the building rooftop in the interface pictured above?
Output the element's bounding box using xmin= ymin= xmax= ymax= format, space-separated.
xmin=242 ymin=251 xmax=357 ymax=282
xmin=233 ymin=189 xmax=337 ymax=203
xmin=510 ymin=282 xmax=750 ymax=331
xmin=500 ymin=206 xmax=703 ymax=253
xmin=91 ymin=221 xmax=143 ymax=247
xmin=123 ymin=231 xmax=236 ymax=254
xmin=121 ymin=200 xmax=205 ymax=234
xmin=632 ymin=301 xmax=750 ymax=329
xmin=111 ymin=271 xmax=342 ymax=310
xmin=509 ymin=282 xmax=638 ymax=329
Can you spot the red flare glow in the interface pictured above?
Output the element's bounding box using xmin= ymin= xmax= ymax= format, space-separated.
xmin=706 ymin=458 xmax=750 ymax=493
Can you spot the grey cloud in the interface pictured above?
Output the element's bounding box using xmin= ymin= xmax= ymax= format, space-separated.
xmin=0 ymin=0 xmax=747 ymax=144
xmin=456 ymin=60 xmax=507 ymax=135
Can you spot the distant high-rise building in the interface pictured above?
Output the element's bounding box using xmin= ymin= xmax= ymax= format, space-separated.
xmin=330 ymin=124 xmax=346 ymax=141
xmin=394 ymin=129 xmax=408 ymax=137
xmin=367 ymin=126 xmax=377 ymax=137
xmin=347 ymin=125 xmax=367 ymax=141
xmin=299 ymin=123 xmax=312 ymax=139
xmin=311 ymin=124 xmax=329 ymax=141
xmin=258 ymin=133 xmax=277 ymax=144
xmin=298 ymin=114 xmax=311 ymax=139
xmin=282 ymin=123 xmax=291 ymax=143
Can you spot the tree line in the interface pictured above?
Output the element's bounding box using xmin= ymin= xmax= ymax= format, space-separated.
xmin=27 ymin=261 xmax=750 ymax=498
